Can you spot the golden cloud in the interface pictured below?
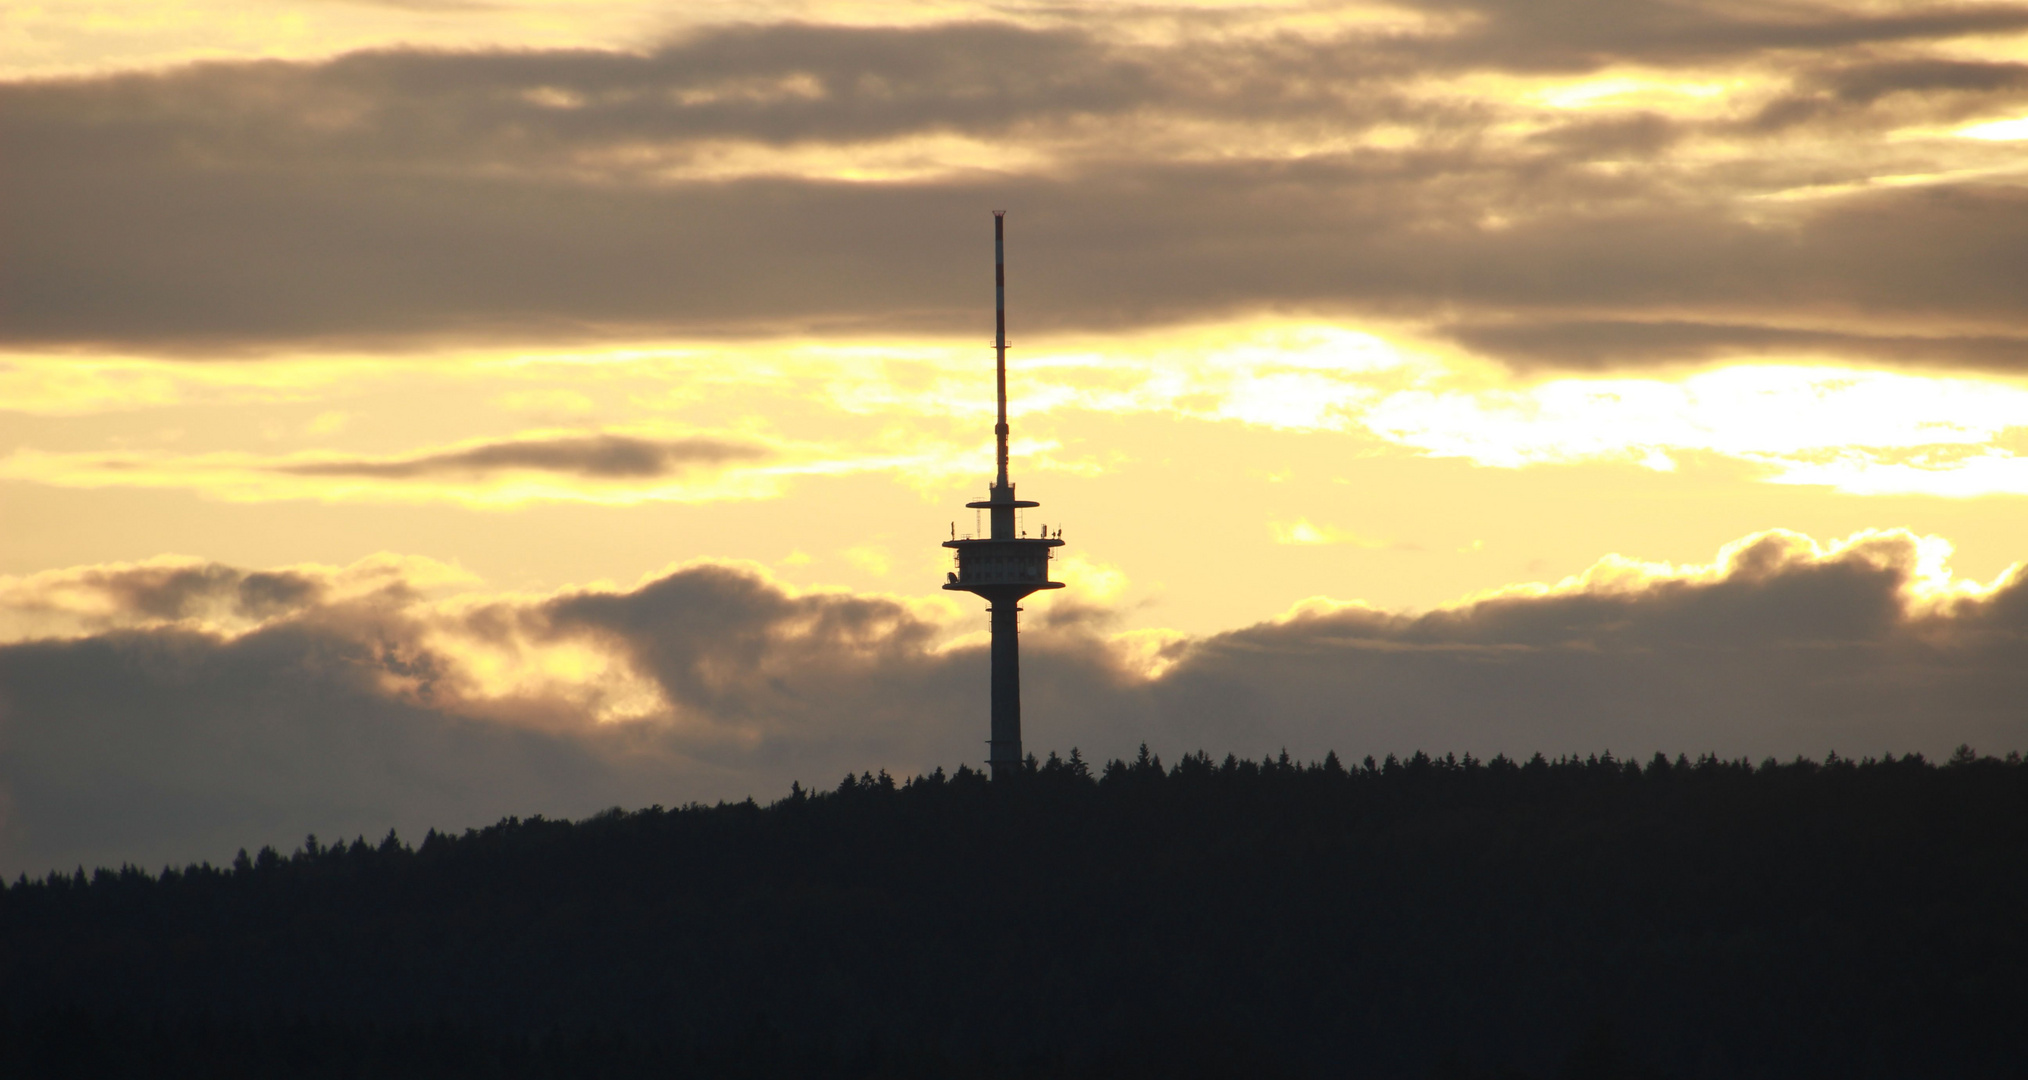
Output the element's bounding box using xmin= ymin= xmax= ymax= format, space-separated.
xmin=11 ymin=324 xmax=2028 ymax=501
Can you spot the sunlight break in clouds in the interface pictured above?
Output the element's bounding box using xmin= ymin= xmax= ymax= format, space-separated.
xmin=1270 ymin=519 xmax=1388 ymax=547
xmin=1957 ymin=116 xmax=2028 ymax=139
xmin=11 ymin=327 xmax=2028 ymax=502
xmin=1486 ymin=528 xmax=2004 ymax=610
xmin=1359 ymin=362 xmax=2028 ymax=496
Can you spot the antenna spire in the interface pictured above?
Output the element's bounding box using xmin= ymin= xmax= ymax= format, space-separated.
xmin=994 ymin=210 xmax=1010 ymax=491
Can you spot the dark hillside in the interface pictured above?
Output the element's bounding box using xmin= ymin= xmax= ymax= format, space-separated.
xmin=4 ymin=748 xmax=2026 ymax=1079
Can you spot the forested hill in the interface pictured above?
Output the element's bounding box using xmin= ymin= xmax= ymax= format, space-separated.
xmin=5 ymin=748 xmax=2027 ymax=1080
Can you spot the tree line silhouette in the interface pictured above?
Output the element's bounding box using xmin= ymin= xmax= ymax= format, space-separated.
xmin=3 ymin=746 xmax=2025 ymax=1079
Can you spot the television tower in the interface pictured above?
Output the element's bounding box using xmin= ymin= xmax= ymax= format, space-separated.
xmin=944 ymin=211 xmax=1064 ymax=779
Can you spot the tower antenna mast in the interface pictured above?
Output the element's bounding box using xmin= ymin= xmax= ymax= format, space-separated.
xmin=994 ymin=210 xmax=1010 ymax=492
xmin=943 ymin=212 xmax=1066 ymax=779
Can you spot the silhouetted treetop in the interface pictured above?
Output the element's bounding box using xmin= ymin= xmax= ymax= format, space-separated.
xmin=4 ymin=746 xmax=2024 ymax=1080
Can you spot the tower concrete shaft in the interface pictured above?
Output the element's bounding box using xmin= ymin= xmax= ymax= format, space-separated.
xmin=944 ymin=211 xmax=1064 ymax=779
xmin=990 ymin=601 xmax=1021 ymax=770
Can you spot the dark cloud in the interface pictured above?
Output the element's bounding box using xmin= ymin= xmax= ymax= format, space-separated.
xmin=1821 ymin=58 xmax=2028 ymax=103
xmin=0 ymin=564 xmax=1002 ymax=878
xmin=1427 ymin=1 xmax=2028 ymax=71
xmin=6 ymin=533 xmax=2027 ymax=876
xmin=1128 ymin=531 xmax=2028 ymax=769
xmin=1442 ymin=319 xmax=2028 ymax=370
xmin=1737 ymin=58 xmax=2028 ymax=133
xmin=7 ymin=13 xmax=2028 ymax=365
xmin=8 ymin=141 xmax=2028 ymax=366
xmin=547 ymin=566 xmax=952 ymax=726
xmin=278 ymin=435 xmax=769 ymax=480
xmin=1523 ymin=112 xmax=1682 ymax=157
xmin=236 ymin=571 xmax=325 ymax=616
xmin=34 ymin=562 xmax=327 ymax=622
xmin=0 ymin=623 xmax=634 ymax=880
xmin=96 ymin=564 xmax=248 ymax=619
xmin=0 ymin=24 xmax=1165 ymax=168
xmin=324 ymin=0 xmax=499 ymax=10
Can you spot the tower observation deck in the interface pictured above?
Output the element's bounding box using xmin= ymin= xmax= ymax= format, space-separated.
xmin=943 ymin=211 xmax=1064 ymax=779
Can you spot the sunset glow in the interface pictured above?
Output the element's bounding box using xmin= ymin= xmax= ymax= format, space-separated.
xmin=8 ymin=0 xmax=2028 ymax=876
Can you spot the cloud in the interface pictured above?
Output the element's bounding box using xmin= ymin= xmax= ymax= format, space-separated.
xmin=0 ymin=555 xmax=1003 ymax=876
xmin=1353 ymin=360 xmax=2028 ymax=491
xmin=0 ymin=554 xmax=470 ymax=642
xmin=76 ymin=563 xmax=321 ymax=621
xmin=19 ymin=1 xmax=2028 ymax=83
xmin=1269 ymin=518 xmax=1388 ymax=547
xmin=1820 ymin=59 xmax=2028 ymax=105
xmin=1440 ymin=319 xmax=2028 ymax=371
xmin=9 ymin=152 xmax=2028 ymax=360
xmin=1426 ymin=1 xmax=2028 ymax=71
xmin=0 ymin=624 xmax=634 ymax=881
xmin=10 ymin=334 xmax=2028 ymax=501
xmin=542 ymin=564 xmax=964 ymax=735
xmin=330 ymin=0 xmax=500 ymax=10
xmin=7 ymin=13 xmax=2028 ymax=367
xmin=276 ymin=434 xmax=769 ymax=480
xmin=1147 ymin=529 xmax=2028 ymax=761
xmin=0 ymin=428 xmax=921 ymax=507
xmin=5 ymin=529 xmax=2027 ymax=877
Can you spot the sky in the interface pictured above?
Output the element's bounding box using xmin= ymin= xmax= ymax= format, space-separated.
xmin=6 ymin=0 xmax=2028 ymax=875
